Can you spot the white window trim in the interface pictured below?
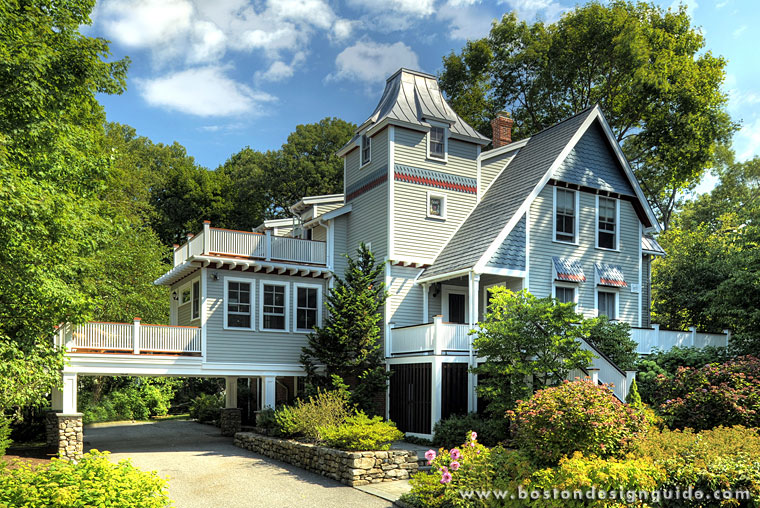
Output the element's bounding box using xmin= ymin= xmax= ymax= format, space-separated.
xmin=360 ymin=134 xmax=371 ymax=168
xmin=441 ymin=285 xmax=468 ymax=323
xmin=595 ymin=195 xmax=620 ymax=251
xmin=259 ymin=280 xmax=290 ymax=333
xmin=223 ymin=276 xmax=255 ymax=331
xmin=178 ymin=283 xmax=191 ymax=307
xmin=552 ymin=186 xmax=580 ymax=246
xmin=191 ymin=278 xmax=201 ymax=321
xmin=426 ymin=191 xmax=447 ymax=220
xmin=594 ymin=287 xmax=620 ymax=320
xmin=293 ymin=282 xmax=323 ymax=333
xmin=425 ymin=121 xmax=448 ymax=163
xmin=552 ymin=281 xmax=579 ymax=306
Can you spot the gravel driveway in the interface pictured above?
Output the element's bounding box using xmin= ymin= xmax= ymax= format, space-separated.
xmin=85 ymin=419 xmax=394 ymax=508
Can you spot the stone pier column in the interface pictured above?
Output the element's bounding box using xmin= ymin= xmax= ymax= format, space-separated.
xmin=46 ymin=411 xmax=83 ymax=460
xmin=220 ymin=408 xmax=242 ymax=437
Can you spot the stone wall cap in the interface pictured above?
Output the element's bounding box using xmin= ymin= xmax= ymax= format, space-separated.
xmin=56 ymin=413 xmax=84 ymax=417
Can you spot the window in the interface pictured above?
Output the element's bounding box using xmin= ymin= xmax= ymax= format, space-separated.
xmin=555 ymin=286 xmax=575 ymax=304
xmin=555 ymin=188 xmax=576 ymax=243
xmin=597 ymin=197 xmax=617 ymax=250
xmin=261 ymin=283 xmax=287 ymax=331
xmin=227 ymin=280 xmax=252 ymax=328
xmin=427 ymin=192 xmax=446 ymax=219
xmin=180 ymin=288 xmax=191 ymax=305
xmin=597 ymin=291 xmax=616 ymax=319
xmin=429 ymin=126 xmax=445 ymax=159
xmin=191 ymin=280 xmax=200 ymax=320
xmin=295 ymin=285 xmax=320 ymax=331
xmin=361 ymin=134 xmax=371 ymax=166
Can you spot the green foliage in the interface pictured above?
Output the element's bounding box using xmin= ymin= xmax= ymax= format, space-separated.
xmin=301 ymin=245 xmax=390 ymax=413
xmin=651 ymin=355 xmax=760 ymax=430
xmin=319 ymin=413 xmax=403 ymax=451
xmin=0 ymin=416 xmax=11 ymax=456
xmin=581 ymin=316 xmax=638 ymax=371
xmin=273 ymin=389 xmax=351 ymax=441
xmin=255 ymin=408 xmax=277 ymax=431
xmin=81 ymin=377 xmax=180 ymax=424
xmin=189 ymin=393 xmax=224 ymax=424
xmin=0 ymin=450 xmax=171 ymax=507
xmin=625 ymin=378 xmax=642 ymax=407
xmin=432 ymin=413 xmax=507 ymax=449
xmin=472 ymin=289 xmax=593 ymax=415
xmin=440 ymin=1 xmax=736 ymax=229
xmin=507 ymin=380 xmax=647 ymax=466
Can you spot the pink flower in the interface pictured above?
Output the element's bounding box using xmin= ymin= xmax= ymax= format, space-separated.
xmin=450 ymin=448 xmax=461 ymax=461
xmin=425 ymin=449 xmax=436 ymax=464
xmin=440 ymin=471 xmax=452 ymax=484
xmin=469 ymin=442 xmax=475 ymax=448
xmin=471 ymin=431 xmax=478 ymax=441
xmin=450 ymin=461 xmax=460 ymax=471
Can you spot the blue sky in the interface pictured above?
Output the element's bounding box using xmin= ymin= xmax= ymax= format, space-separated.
xmin=87 ymin=0 xmax=760 ymax=191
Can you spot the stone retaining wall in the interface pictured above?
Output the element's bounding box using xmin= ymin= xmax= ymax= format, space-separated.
xmin=234 ymin=432 xmax=418 ymax=486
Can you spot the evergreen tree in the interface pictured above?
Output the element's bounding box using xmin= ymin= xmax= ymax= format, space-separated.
xmin=625 ymin=378 xmax=643 ymax=408
xmin=300 ymin=244 xmax=390 ymax=414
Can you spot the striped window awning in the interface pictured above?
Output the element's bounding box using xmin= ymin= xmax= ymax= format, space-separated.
xmin=595 ymin=263 xmax=627 ymax=287
xmin=552 ymin=257 xmax=585 ymax=282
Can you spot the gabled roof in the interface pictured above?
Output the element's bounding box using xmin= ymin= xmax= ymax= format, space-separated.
xmin=421 ymin=105 xmax=661 ymax=282
xmin=337 ymin=68 xmax=489 ymax=156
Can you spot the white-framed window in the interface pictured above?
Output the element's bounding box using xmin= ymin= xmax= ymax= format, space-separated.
xmin=179 ymin=285 xmax=191 ymax=306
xmin=553 ymin=187 xmax=579 ymax=244
xmin=224 ymin=277 xmax=254 ymax=330
xmin=552 ymin=282 xmax=578 ymax=306
xmin=293 ymin=283 xmax=322 ymax=332
xmin=596 ymin=196 xmax=619 ymax=250
xmin=596 ymin=289 xmax=617 ymax=319
xmin=260 ymin=281 xmax=289 ymax=332
xmin=426 ymin=123 xmax=448 ymax=162
xmin=191 ymin=279 xmax=200 ymax=320
xmin=361 ymin=134 xmax=371 ymax=166
xmin=427 ymin=191 xmax=447 ymax=219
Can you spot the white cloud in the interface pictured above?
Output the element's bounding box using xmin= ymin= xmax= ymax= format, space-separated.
xmin=255 ymin=52 xmax=307 ymax=82
xmin=137 ymin=66 xmax=275 ymax=117
xmin=733 ymin=25 xmax=747 ymax=39
xmin=437 ymin=1 xmax=495 ymax=40
xmin=670 ymin=0 xmax=698 ymax=14
xmin=100 ymin=0 xmax=193 ymax=48
xmin=331 ymin=19 xmax=357 ymax=41
xmin=735 ymin=116 xmax=760 ymax=161
xmin=348 ymin=0 xmax=436 ymax=17
xmin=329 ymin=40 xmax=420 ymax=83
xmin=500 ymin=0 xmax=567 ymax=22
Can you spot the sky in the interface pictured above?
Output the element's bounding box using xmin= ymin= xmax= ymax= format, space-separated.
xmin=86 ymin=0 xmax=760 ymax=192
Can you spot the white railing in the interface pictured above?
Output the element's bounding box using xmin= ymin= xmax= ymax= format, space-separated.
xmin=173 ymin=225 xmax=326 ymax=267
xmin=63 ymin=319 xmax=202 ymax=355
xmin=390 ymin=317 xmax=474 ymax=355
xmin=631 ymin=324 xmax=729 ymax=354
xmin=578 ymin=338 xmax=632 ymax=402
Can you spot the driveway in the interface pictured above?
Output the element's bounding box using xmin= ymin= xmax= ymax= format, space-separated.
xmin=85 ymin=419 xmax=394 ymax=508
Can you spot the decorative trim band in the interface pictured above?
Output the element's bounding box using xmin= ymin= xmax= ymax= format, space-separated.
xmin=346 ymin=167 xmax=388 ymax=201
xmin=394 ymin=164 xmax=477 ymax=194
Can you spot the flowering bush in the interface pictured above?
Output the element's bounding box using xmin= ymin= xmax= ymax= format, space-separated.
xmin=652 ymin=355 xmax=760 ymax=430
xmin=507 ymin=379 xmax=647 ymax=466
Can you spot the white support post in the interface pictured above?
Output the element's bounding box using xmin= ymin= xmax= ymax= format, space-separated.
xmin=132 ymin=317 xmax=141 ymax=355
xmin=723 ymin=329 xmax=732 ymax=345
xmin=186 ymin=233 xmax=194 ymax=260
xmin=263 ymin=376 xmax=276 ymax=409
xmin=62 ymin=372 xmax=78 ymax=414
xmin=588 ymin=368 xmax=599 ymax=385
xmin=467 ymin=272 xmax=480 ymax=412
xmin=225 ymin=377 xmax=238 ymax=408
xmin=433 ymin=315 xmax=443 ymax=356
xmin=389 ymin=323 xmax=396 ymax=356
xmin=652 ymin=323 xmax=660 ymax=350
xmin=265 ymin=230 xmax=272 ymax=261
xmin=431 ymin=357 xmax=442 ymax=433
xmin=422 ymin=283 xmax=429 ymax=323
xmin=293 ymin=376 xmax=299 ymax=399
xmin=689 ymin=326 xmax=697 ymax=347
xmin=203 ymin=220 xmax=211 ymax=254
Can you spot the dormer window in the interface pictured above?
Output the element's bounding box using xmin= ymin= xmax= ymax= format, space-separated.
xmin=361 ymin=134 xmax=371 ymax=166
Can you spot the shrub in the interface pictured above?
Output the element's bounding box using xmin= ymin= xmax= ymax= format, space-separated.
xmin=582 ymin=316 xmax=638 ymax=371
xmin=652 ymin=355 xmax=760 ymax=430
xmin=507 ymin=379 xmax=647 ymax=466
xmin=319 ymin=413 xmax=403 ymax=451
xmin=273 ymin=389 xmax=351 ymax=441
xmin=0 ymin=416 xmax=11 ymax=456
xmin=189 ymin=393 xmax=224 ymax=423
xmin=0 ymin=450 xmax=170 ymax=507
xmin=432 ymin=413 xmax=507 ymax=449
xmin=82 ymin=379 xmax=178 ymax=424
xmin=255 ymin=407 xmax=277 ymax=431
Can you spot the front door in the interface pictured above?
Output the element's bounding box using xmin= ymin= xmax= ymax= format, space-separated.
xmin=448 ymin=293 xmax=466 ymax=324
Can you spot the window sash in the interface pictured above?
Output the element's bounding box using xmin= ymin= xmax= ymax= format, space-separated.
xmin=598 ymin=197 xmax=616 ymax=249
xmin=555 ymin=189 xmax=576 ymax=242
xmin=192 ymin=280 xmax=200 ymax=320
xmin=263 ymin=285 xmax=286 ymax=330
xmin=556 ymin=286 xmax=575 ymax=304
xmin=361 ymin=135 xmax=370 ymax=165
xmin=296 ymin=287 xmax=319 ymax=330
xmin=227 ymin=281 xmax=252 ymax=328
xmin=598 ymin=291 xmax=616 ymax=319
xmin=430 ymin=127 xmax=445 ymax=158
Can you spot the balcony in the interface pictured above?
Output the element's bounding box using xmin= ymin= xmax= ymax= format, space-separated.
xmin=57 ymin=320 xmax=202 ymax=356
xmin=391 ymin=316 xmax=473 ymax=355
xmin=173 ymin=223 xmax=327 ymax=267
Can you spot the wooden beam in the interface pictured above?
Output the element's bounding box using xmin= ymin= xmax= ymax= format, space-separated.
xmin=289 ymin=268 xmax=298 ymax=276
xmin=277 ymin=267 xmax=286 ymax=274
xmin=265 ymin=266 xmax=275 ymax=273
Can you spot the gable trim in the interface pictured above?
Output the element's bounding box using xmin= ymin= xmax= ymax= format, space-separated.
xmin=473 ymin=109 xmax=600 ymax=273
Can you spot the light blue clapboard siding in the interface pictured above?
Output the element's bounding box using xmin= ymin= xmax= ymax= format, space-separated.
xmin=528 ymin=185 xmax=641 ymax=325
xmin=346 ymin=128 xmax=388 ymax=188
xmin=487 ymin=214 xmax=526 ymax=270
xmin=480 ymin=150 xmax=517 ymax=197
xmin=393 ymin=127 xmax=478 ymax=179
xmin=553 ymin=122 xmax=635 ymax=196
xmin=332 ymin=214 xmax=349 ymax=277
xmin=642 ymin=256 xmax=651 ymax=328
xmin=204 ymin=270 xmax=327 ymax=364
xmin=388 ymin=265 xmax=426 ymax=327
xmin=346 ymin=180 xmax=388 ymax=260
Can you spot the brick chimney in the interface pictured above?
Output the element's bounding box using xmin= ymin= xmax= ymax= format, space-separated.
xmin=491 ymin=111 xmax=513 ymax=148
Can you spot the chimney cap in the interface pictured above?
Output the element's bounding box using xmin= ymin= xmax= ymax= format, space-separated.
xmin=496 ymin=110 xmax=511 ymax=118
